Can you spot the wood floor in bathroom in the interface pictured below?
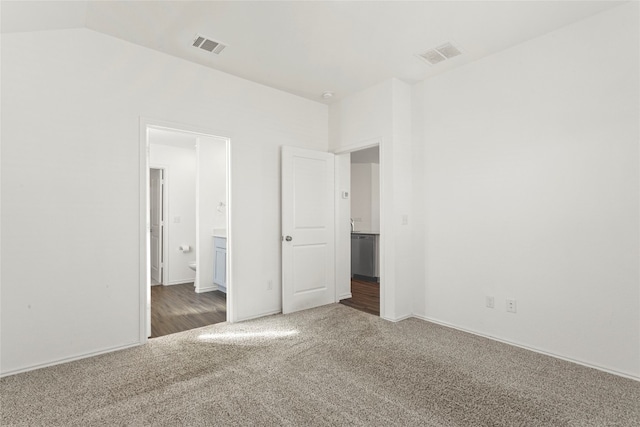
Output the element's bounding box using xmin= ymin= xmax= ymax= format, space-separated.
xmin=152 ymin=278 xmax=377 ymax=338
xmin=151 ymin=282 xmax=227 ymax=338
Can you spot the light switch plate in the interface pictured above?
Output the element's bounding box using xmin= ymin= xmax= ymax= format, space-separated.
xmin=486 ymin=296 xmax=495 ymax=309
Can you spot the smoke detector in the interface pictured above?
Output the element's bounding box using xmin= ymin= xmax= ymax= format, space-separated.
xmin=417 ymin=42 xmax=462 ymax=66
xmin=192 ymin=34 xmax=226 ymax=54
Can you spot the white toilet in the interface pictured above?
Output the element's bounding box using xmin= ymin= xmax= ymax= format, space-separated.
xmin=188 ymin=261 xmax=197 ymax=272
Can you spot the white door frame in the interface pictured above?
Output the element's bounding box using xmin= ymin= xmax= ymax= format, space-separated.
xmin=139 ymin=117 xmax=234 ymax=343
xmin=333 ymin=138 xmax=385 ymax=319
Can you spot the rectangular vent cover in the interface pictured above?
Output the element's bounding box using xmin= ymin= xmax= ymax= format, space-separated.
xmin=418 ymin=42 xmax=462 ymax=66
xmin=192 ymin=34 xmax=226 ymax=54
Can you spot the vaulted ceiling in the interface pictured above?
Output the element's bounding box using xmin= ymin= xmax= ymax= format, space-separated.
xmin=1 ymin=1 xmax=624 ymax=103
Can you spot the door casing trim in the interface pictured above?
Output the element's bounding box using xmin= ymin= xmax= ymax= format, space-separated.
xmin=139 ymin=117 xmax=233 ymax=343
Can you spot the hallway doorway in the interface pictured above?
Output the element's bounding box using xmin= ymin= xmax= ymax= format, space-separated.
xmin=342 ymin=145 xmax=380 ymax=316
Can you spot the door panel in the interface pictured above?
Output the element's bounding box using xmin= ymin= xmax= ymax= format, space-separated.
xmin=293 ymin=243 xmax=327 ymax=293
xmin=282 ymin=147 xmax=335 ymax=314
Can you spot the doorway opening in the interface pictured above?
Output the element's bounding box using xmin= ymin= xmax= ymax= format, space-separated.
xmin=140 ymin=120 xmax=231 ymax=341
xmin=339 ymin=145 xmax=380 ymax=316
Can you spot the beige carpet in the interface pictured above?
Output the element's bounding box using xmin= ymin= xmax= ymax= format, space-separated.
xmin=1 ymin=304 xmax=638 ymax=426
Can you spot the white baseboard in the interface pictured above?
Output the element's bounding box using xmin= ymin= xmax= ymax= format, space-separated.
xmin=195 ymin=285 xmax=218 ymax=293
xmin=236 ymin=309 xmax=281 ymax=323
xmin=166 ymin=279 xmax=195 ymax=286
xmin=412 ymin=314 xmax=639 ymax=382
xmin=337 ymin=293 xmax=352 ymax=301
xmin=384 ymin=313 xmax=413 ymax=323
xmin=0 ymin=342 xmax=140 ymax=378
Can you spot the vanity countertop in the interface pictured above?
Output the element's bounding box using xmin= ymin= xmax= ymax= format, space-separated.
xmin=213 ymin=229 xmax=227 ymax=238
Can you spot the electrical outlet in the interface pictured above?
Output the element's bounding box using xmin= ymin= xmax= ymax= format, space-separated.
xmin=267 ymin=280 xmax=273 ymax=291
xmin=506 ymin=298 xmax=517 ymax=313
xmin=486 ymin=296 xmax=494 ymax=309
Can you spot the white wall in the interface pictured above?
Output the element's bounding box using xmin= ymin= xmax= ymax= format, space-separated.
xmin=149 ymin=143 xmax=197 ymax=285
xmin=350 ymin=163 xmax=380 ymax=233
xmin=329 ymin=78 xmax=414 ymax=321
xmin=330 ymin=80 xmax=392 ymax=317
xmin=350 ymin=163 xmax=372 ymax=232
xmin=195 ymin=136 xmax=227 ymax=293
xmin=371 ymin=164 xmax=380 ymax=233
xmin=1 ymin=28 xmax=327 ymax=375
xmin=388 ymin=79 xmax=414 ymax=320
xmin=413 ymin=3 xmax=639 ymax=378
xmin=329 ymin=81 xmax=392 ymax=153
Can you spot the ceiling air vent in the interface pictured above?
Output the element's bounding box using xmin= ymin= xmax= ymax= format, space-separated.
xmin=192 ymin=34 xmax=226 ymax=54
xmin=418 ymin=42 xmax=462 ymax=66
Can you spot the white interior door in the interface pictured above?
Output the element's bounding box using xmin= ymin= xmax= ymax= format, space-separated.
xmin=282 ymin=146 xmax=335 ymax=314
xmin=150 ymin=168 xmax=163 ymax=284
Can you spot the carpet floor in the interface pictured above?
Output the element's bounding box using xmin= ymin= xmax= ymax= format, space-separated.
xmin=1 ymin=304 xmax=638 ymax=426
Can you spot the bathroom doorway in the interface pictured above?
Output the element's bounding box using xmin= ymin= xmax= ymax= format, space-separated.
xmin=141 ymin=120 xmax=231 ymax=340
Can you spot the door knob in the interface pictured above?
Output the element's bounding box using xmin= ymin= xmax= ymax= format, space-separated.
xmin=285 ymin=236 xmax=293 ymax=242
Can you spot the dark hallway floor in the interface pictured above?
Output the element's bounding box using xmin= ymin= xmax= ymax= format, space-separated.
xmin=340 ymin=278 xmax=380 ymax=316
